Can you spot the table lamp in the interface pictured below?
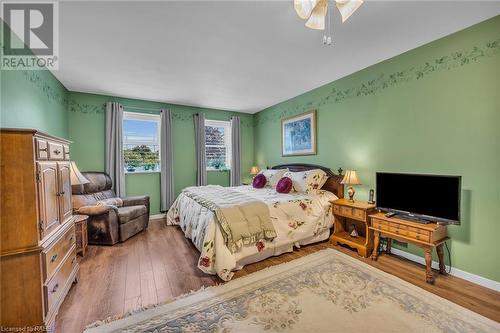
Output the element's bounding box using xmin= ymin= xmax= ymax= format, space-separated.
xmin=341 ymin=170 xmax=361 ymax=202
xmin=70 ymin=161 xmax=90 ymax=185
xmin=250 ymin=166 xmax=260 ymax=176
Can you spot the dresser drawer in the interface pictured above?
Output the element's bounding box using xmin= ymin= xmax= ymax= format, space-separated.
xmin=352 ymin=208 xmax=365 ymax=220
xmin=48 ymin=141 xmax=64 ymax=160
xmin=388 ymin=226 xmax=430 ymax=242
xmin=63 ymin=145 xmax=70 ymax=160
xmin=340 ymin=206 xmax=353 ymax=217
xmin=42 ymin=225 xmax=76 ymax=281
xmin=36 ymin=138 xmax=49 ymax=160
xmin=44 ymin=245 xmax=77 ymax=316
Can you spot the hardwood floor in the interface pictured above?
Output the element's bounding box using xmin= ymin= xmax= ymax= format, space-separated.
xmin=56 ymin=218 xmax=500 ymax=332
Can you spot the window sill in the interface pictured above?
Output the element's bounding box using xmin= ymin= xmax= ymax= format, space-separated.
xmin=125 ymin=171 xmax=161 ymax=175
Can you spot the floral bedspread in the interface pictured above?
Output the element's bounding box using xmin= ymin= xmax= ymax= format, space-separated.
xmin=166 ymin=185 xmax=337 ymax=281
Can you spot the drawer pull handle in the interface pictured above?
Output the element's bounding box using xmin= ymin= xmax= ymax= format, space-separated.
xmin=50 ymin=254 xmax=58 ymax=262
xmin=39 ymin=148 xmax=48 ymax=152
xmin=51 ymin=283 xmax=59 ymax=293
xmin=53 ymin=149 xmax=61 ymax=155
xmin=70 ymin=235 xmax=74 ymax=242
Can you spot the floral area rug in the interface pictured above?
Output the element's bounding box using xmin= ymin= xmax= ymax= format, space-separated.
xmin=85 ymin=249 xmax=499 ymax=333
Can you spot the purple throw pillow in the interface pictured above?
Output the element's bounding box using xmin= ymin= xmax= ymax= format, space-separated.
xmin=252 ymin=173 xmax=267 ymax=188
xmin=276 ymin=177 xmax=293 ymax=194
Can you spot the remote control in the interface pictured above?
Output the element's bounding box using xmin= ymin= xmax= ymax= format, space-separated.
xmin=385 ymin=212 xmax=397 ymax=218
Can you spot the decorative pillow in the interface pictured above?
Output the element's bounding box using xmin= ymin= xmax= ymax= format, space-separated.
xmin=252 ymin=173 xmax=267 ymax=188
xmin=96 ymin=198 xmax=123 ymax=207
xmin=258 ymin=169 xmax=288 ymax=188
xmin=284 ymin=169 xmax=328 ymax=193
xmin=276 ymin=177 xmax=293 ymax=194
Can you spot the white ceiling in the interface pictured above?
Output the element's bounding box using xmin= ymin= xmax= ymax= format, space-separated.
xmin=54 ymin=1 xmax=500 ymax=113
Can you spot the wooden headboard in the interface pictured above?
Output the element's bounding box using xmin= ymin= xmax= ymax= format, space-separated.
xmin=270 ymin=163 xmax=344 ymax=199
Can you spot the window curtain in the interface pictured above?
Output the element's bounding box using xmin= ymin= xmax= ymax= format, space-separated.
xmin=194 ymin=113 xmax=207 ymax=186
xmin=160 ymin=109 xmax=174 ymax=211
xmin=230 ymin=116 xmax=241 ymax=186
xmin=105 ymin=102 xmax=125 ymax=197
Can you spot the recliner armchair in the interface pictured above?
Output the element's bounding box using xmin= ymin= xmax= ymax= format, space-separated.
xmin=72 ymin=172 xmax=150 ymax=245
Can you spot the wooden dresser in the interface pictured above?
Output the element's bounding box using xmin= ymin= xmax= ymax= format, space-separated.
xmin=1 ymin=129 xmax=79 ymax=332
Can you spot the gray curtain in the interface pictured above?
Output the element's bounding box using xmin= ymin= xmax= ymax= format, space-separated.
xmin=105 ymin=102 xmax=125 ymax=197
xmin=160 ymin=109 xmax=174 ymax=211
xmin=194 ymin=113 xmax=207 ymax=186
xmin=230 ymin=116 xmax=241 ymax=186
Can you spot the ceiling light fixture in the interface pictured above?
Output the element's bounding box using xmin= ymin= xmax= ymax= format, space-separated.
xmin=294 ymin=0 xmax=363 ymax=45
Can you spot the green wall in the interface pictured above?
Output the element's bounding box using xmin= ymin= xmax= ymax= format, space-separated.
xmin=68 ymin=91 xmax=255 ymax=214
xmin=0 ymin=22 xmax=69 ymax=138
xmin=254 ymin=17 xmax=500 ymax=281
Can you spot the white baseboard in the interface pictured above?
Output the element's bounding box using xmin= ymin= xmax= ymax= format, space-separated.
xmin=149 ymin=213 xmax=166 ymax=220
xmin=388 ymin=247 xmax=500 ymax=292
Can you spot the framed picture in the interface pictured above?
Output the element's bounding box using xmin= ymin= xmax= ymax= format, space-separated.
xmin=281 ymin=110 xmax=317 ymax=156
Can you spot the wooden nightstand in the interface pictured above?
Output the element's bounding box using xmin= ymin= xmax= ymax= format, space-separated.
xmin=330 ymin=199 xmax=376 ymax=257
xmin=74 ymin=214 xmax=89 ymax=256
xmin=369 ymin=212 xmax=449 ymax=284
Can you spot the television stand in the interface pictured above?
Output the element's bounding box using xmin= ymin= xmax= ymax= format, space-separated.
xmin=369 ymin=212 xmax=449 ymax=284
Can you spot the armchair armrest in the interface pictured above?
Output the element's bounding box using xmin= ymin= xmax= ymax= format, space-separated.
xmin=122 ymin=195 xmax=149 ymax=207
xmin=77 ymin=204 xmax=116 ymax=216
xmin=122 ymin=195 xmax=150 ymax=217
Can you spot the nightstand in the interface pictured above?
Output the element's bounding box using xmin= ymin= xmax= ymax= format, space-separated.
xmin=330 ymin=199 xmax=376 ymax=257
xmin=74 ymin=214 xmax=89 ymax=256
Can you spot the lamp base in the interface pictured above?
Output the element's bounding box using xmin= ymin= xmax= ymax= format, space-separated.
xmin=347 ymin=186 xmax=356 ymax=202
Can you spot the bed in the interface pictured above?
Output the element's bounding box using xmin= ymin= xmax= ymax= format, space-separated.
xmin=166 ymin=164 xmax=344 ymax=281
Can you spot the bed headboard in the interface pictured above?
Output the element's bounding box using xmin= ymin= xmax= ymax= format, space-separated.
xmin=270 ymin=163 xmax=344 ymax=199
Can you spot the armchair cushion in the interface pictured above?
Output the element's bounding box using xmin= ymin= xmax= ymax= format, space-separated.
xmin=77 ymin=205 xmax=115 ymax=216
xmin=117 ymin=205 xmax=148 ymax=224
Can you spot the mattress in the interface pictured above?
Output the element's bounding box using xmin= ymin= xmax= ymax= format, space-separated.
xmin=166 ymin=185 xmax=337 ymax=281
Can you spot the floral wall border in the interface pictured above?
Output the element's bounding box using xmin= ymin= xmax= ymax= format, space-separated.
xmin=22 ymin=71 xmax=68 ymax=107
xmin=255 ymin=38 xmax=500 ymax=125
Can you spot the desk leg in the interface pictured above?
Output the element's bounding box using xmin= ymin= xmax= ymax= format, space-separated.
xmin=424 ymin=247 xmax=434 ymax=284
xmin=386 ymin=238 xmax=392 ymax=254
xmin=436 ymin=244 xmax=447 ymax=275
xmin=371 ymin=231 xmax=380 ymax=260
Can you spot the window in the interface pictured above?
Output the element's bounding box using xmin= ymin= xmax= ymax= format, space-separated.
xmin=205 ymin=119 xmax=231 ymax=170
xmin=123 ymin=112 xmax=161 ymax=173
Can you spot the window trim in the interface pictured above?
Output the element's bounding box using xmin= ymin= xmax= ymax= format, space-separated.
xmin=123 ymin=111 xmax=161 ymax=174
xmin=205 ymin=119 xmax=232 ymax=171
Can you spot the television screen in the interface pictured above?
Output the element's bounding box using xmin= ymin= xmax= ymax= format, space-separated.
xmin=376 ymin=172 xmax=461 ymax=224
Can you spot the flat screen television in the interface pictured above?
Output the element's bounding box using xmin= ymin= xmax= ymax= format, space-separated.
xmin=376 ymin=172 xmax=461 ymax=225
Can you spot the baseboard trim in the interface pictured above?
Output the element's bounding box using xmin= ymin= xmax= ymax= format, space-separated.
xmin=389 ymin=248 xmax=500 ymax=292
xmin=149 ymin=213 xmax=166 ymax=221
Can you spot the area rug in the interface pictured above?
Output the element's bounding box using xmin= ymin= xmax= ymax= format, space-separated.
xmin=85 ymin=249 xmax=499 ymax=333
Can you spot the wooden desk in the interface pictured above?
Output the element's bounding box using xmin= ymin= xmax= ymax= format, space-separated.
xmin=369 ymin=212 xmax=449 ymax=283
xmin=331 ymin=199 xmax=376 ymax=257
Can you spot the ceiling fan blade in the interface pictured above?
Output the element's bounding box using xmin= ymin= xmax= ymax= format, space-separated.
xmin=305 ymin=0 xmax=328 ymax=30
xmin=336 ymin=0 xmax=363 ymax=23
xmin=294 ymin=0 xmax=318 ymax=20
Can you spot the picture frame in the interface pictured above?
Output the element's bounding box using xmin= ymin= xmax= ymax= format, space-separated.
xmin=281 ymin=110 xmax=317 ymax=156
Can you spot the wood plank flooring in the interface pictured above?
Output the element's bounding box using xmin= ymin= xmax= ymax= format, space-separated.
xmin=56 ymin=218 xmax=500 ymax=332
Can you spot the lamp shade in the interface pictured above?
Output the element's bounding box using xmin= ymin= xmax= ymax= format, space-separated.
xmin=250 ymin=166 xmax=260 ymax=175
xmin=70 ymin=161 xmax=89 ymax=185
xmin=341 ymin=170 xmax=361 ymax=185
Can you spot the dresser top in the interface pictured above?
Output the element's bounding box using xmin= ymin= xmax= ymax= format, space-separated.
xmin=1 ymin=128 xmax=71 ymax=144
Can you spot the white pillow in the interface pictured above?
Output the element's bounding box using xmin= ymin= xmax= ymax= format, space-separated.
xmin=258 ymin=169 xmax=288 ymax=188
xmin=283 ymin=169 xmax=328 ymax=193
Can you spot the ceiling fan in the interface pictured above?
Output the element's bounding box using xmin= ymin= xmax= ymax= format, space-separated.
xmin=294 ymin=0 xmax=363 ymax=45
